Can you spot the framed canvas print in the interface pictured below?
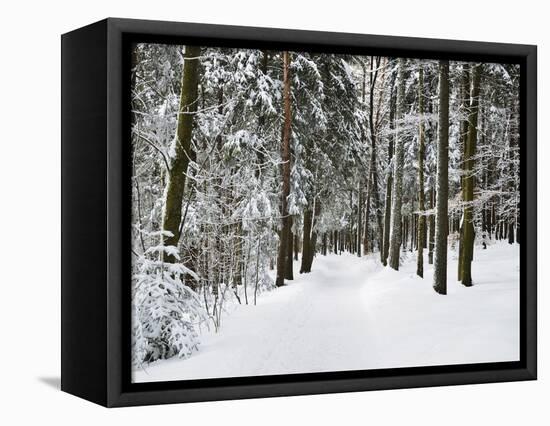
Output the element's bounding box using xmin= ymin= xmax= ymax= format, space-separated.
xmin=61 ymin=18 xmax=537 ymax=407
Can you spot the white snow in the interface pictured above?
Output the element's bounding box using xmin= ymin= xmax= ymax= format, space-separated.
xmin=133 ymin=241 xmax=519 ymax=382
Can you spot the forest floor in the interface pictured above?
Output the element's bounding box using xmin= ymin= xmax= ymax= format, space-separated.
xmin=133 ymin=241 xmax=520 ymax=383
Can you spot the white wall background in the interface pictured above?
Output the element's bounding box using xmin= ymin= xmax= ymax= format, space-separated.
xmin=0 ymin=0 xmax=545 ymax=423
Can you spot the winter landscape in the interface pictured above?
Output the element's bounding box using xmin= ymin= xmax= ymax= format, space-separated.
xmin=130 ymin=44 xmax=520 ymax=382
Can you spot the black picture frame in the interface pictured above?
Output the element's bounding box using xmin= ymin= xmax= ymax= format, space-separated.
xmin=61 ymin=17 xmax=537 ymax=407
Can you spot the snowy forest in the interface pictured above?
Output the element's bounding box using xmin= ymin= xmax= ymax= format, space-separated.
xmin=131 ymin=43 xmax=520 ymax=381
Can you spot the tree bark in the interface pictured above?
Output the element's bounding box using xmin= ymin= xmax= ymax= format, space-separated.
xmin=428 ymin=186 xmax=435 ymax=264
xmin=416 ymin=66 xmax=426 ymax=278
xmin=388 ymin=58 xmax=406 ymax=270
xmin=233 ymin=223 xmax=243 ymax=287
xmin=382 ymin=71 xmax=397 ymax=266
xmin=300 ymin=209 xmax=312 ymax=273
xmin=508 ymin=102 xmax=517 ymax=245
xmin=161 ymin=45 xmax=201 ymax=263
xmin=275 ymin=51 xmax=292 ymax=287
xmin=457 ymin=64 xmax=471 ymax=281
xmin=363 ymin=57 xmax=384 ymax=259
xmin=433 ymin=60 xmax=450 ymax=295
xmin=357 ymin=181 xmax=362 ymax=257
xmin=285 ymin=218 xmax=294 ymax=280
xmin=460 ymin=64 xmax=482 ymax=287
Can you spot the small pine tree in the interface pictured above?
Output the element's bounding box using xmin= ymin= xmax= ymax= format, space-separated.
xmin=132 ymin=242 xmax=208 ymax=366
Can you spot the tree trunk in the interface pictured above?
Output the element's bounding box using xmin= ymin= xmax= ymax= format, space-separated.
xmin=508 ymin=104 xmax=517 ymax=245
xmin=363 ymin=57 xmax=384 ymax=259
xmin=433 ymin=60 xmax=450 ymax=295
xmin=416 ymin=67 xmax=426 ymax=277
xmin=372 ymin=159 xmax=384 ymax=258
xmin=300 ymin=209 xmax=312 ymax=273
xmin=294 ymin=233 xmax=299 ymax=260
xmin=363 ymin=184 xmax=370 ymax=254
xmin=310 ymin=231 xmax=318 ymax=268
xmin=382 ymin=74 xmax=397 ymax=266
xmin=428 ymin=186 xmax=435 ymax=264
xmin=255 ymin=50 xmax=269 ymax=178
xmin=161 ymin=45 xmax=201 ymax=263
xmin=275 ymin=51 xmax=292 ymax=287
xmin=357 ymin=182 xmax=362 ymax=257
xmin=388 ymin=58 xmax=406 ymax=270
xmin=382 ymin=160 xmax=393 ymax=265
xmin=405 ymin=218 xmax=408 ymax=251
xmin=411 ymin=212 xmax=416 ymax=252
xmin=457 ymin=64 xmax=471 ymax=281
xmin=233 ymin=223 xmax=243 ymax=287
xmin=460 ymin=64 xmax=482 ymax=287
xmin=285 ymin=218 xmax=294 ymax=280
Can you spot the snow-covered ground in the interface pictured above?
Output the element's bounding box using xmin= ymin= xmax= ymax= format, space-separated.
xmin=133 ymin=241 xmax=519 ymax=383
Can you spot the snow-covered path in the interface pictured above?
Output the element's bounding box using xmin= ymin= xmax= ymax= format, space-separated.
xmin=133 ymin=242 xmax=519 ymax=383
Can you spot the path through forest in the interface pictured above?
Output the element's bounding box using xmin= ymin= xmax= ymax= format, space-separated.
xmin=133 ymin=242 xmax=519 ymax=382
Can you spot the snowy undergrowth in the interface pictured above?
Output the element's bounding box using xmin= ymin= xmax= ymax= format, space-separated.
xmin=133 ymin=241 xmax=519 ymax=382
xmin=132 ymin=246 xmax=209 ymax=367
